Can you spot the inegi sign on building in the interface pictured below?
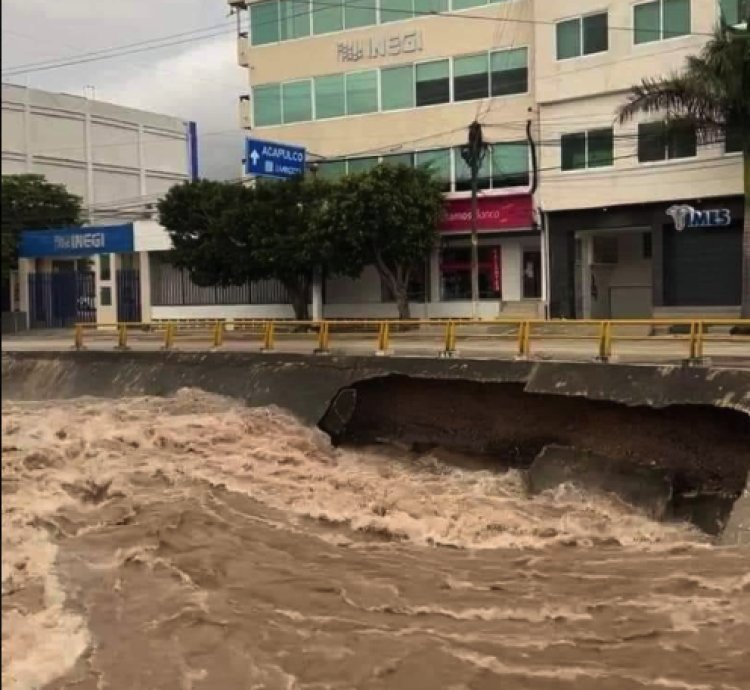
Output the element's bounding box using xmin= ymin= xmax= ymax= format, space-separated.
xmin=244 ymin=137 xmax=306 ymax=179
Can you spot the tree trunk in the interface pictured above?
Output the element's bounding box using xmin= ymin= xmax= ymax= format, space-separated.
xmin=394 ymin=286 xmax=411 ymax=320
xmin=372 ymin=252 xmax=412 ymax=320
xmin=742 ymin=138 xmax=750 ymax=319
xmin=284 ymin=278 xmax=310 ymax=321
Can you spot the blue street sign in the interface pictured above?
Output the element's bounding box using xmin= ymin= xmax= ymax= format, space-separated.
xmin=244 ymin=137 xmax=306 ymax=179
xmin=18 ymin=223 xmax=134 ymax=258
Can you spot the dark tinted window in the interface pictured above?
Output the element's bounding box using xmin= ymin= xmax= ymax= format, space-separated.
xmin=415 ymin=60 xmax=450 ymax=106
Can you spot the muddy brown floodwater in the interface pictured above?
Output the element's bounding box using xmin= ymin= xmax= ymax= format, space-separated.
xmin=2 ymin=390 xmax=749 ymax=690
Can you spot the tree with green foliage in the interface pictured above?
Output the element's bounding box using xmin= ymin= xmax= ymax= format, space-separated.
xmin=158 ymin=176 xmax=358 ymax=320
xmin=1 ymin=174 xmax=82 ymax=281
xmin=617 ymin=21 xmax=750 ymax=316
xmin=327 ymin=164 xmax=444 ymax=319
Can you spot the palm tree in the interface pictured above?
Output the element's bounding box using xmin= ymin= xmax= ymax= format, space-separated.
xmin=617 ymin=21 xmax=750 ymax=318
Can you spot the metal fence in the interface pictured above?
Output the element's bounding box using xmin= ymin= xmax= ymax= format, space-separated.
xmin=150 ymin=259 xmax=292 ymax=306
xmin=28 ymin=271 xmax=96 ymax=329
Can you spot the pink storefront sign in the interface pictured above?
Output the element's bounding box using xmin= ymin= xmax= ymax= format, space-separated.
xmin=440 ymin=194 xmax=534 ymax=234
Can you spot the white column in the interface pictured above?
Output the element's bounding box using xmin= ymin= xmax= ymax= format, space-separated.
xmin=94 ymin=253 xmax=118 ymax=327
xmin=84 ymin=100 xmax=94 ymax=219
xmin=18 ymin=258 xmax=32 ymax=329
xmin=540 ymin=219 xmax=549 ymax=318
xmin=137 ymin=124 xmax=147 ymax=197
xmin=581 ymin=236 xmax=594 ymax=319
xmin=429 ymin=246 xmax=441 ymax=303
xmin=23 ymin=88 xmax=32 ymax=172
xmin=311 ymin=266 xmax=323 ymax=320
xmin=139 ymin=251 xmax=152 ymax=323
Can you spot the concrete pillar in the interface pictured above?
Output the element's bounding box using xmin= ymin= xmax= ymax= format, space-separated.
xmin=312 ymin=266 xmax=323 ymax=320
xmin=139 ymin=251 xmax=152 ymax=323
xmin=581 ymin=236 xmax=593 ymax=319
xmin=84 ymin=100 xmax=95 ymax=218
xmin=540 ymin=222 xmax=549 ymax=318
xmin=18 ymin=258 xmax=32 ymax=329
xmin=94 ymin=253 xmax=117 ymax=327
xmin=429 ymin=247 xmax=441 ymax=303
xmin=23 ymin=87 xmax=32 ymax=172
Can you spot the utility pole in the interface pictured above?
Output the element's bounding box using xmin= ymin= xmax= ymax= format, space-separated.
xmin=460 ymin=121 xmax=487 ymax=318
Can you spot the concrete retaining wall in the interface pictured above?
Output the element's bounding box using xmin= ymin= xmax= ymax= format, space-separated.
xmin=3 ymin=351 xmax=749 ymax=533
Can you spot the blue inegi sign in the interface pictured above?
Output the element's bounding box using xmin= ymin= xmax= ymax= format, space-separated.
xmin=18 ymin=223 xmax=135 ymax=258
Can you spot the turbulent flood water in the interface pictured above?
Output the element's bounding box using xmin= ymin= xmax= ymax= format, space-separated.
xmin=2 ymin=390 xmax=749 ymax=690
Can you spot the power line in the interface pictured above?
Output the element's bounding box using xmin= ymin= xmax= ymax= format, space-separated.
xmin=1 ymin=26 xmax=235 ymax=77
xmin=1 ymin=22 xmax=236 ymax=75
xmin=3 ymin=1 xmax=716 ymax=78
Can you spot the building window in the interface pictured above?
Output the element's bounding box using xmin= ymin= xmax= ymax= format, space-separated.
xmin=491 ymin=141 xmax=530 ymax=187
xmin=282 ymin=80 xmax=312 ymax=123
xmin=100 ymin=286 xmax=112 ymax=307
xmin=561 ymin=128 xmax=614 ymax=170
xmin=381 ymin=65 xmax=415 ymax=110
xmin=251 ymin=0 xmax=280 ymax=45
xmin=347 ymin=157 xmax=379 ymax=174
xmin=415 ymin=59 xmax=450 ymax=106
xmin=314 ymin=0 xmax=343 ymax=33
xmin=440 ymin=245 xmax=501 ymax=300
xmin=720 ymin=0 xmax=746 ymax=25
xmin=253 ymin=84 xmax=282 ymax=126
xmin=344 ymin=0 xmax=377 ymax=29
xmin=381 ymin=152 xmax=414 ymax=167
xmin=490 ymin=48 xmax=528 ymax=97
xmin=314 ymin=74 xmax=346 ymax=119
xmin=279 ymin=0 xmax=310 ymax=40
xmin=634 ymin=0 xmax=691 ymax=44
xmin=380 ymin=0 xmax=413 ymax=23
xmin=345 ymin=70 xmax=378 ymax=114
xmin=99 ymin=254 xmax=111 ymax=281
xmin=415 ymin=0 xmax=447 ymax=12
xmin=317 ymin=160 xmax=347 ymax=180
xmin=453 ymin=53 xmax=489 ymax=102
xmin=452 ymin=0 xmax=487 ymax=10
xmin=415 ymin=148 xmax=451 ymax=191
xmin=638 ymin=121 xmax=696 ymax=162
xmin=454 ymin=146 xmax=491 ymax=191
xmin=556 ymin=13 xmax=608 ymax=59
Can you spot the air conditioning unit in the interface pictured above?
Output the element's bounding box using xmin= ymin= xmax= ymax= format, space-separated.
xmin=239 ymin=95 xmax=252 ymax=130
xmin=237 ymin=31 xmax=250 ymax=67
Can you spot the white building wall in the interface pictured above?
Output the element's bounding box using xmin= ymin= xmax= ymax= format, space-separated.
xmin=1 ymin=83 xmax=192 ymax=222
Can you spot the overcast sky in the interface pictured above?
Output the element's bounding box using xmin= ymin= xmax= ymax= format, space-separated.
xmin=1 ymin=0 xmax=247 ymax=180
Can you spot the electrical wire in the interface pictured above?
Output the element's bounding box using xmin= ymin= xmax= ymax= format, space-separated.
xmin=2 ymin=0 xmax=716 ymax=77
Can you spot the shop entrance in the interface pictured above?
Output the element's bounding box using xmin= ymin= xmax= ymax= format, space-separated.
xmin=440 ymin=245 xmax=502 ymax=301
xmin=576 ymin=229 xmax=653 ymax=319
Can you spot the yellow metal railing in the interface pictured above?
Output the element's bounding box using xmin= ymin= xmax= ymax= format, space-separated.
xmin=70 ymin=318 xmax=750 ymax=363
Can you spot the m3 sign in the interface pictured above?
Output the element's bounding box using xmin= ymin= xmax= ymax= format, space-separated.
xmin=666 ymin=204 xmax=732 ymax=232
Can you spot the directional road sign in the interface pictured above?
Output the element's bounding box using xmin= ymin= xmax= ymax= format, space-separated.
xmin=244 ymin=137 xmax=306 ymax=179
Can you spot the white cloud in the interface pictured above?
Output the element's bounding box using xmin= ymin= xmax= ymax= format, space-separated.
xmin=2 ymin=0 xmax=245 ymax=179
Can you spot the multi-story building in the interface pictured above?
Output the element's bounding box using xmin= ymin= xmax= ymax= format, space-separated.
xmin=536 ymin=0 xmax=744 ymax=319
xmin=231 ymin=0 xmax=543 ymax=319
xmin=2 ymin=83 xmax=199 ymax=327
xmin=2 ymin=83 xmax=198 ymax=223
xmin=229 ymin=0 xmax=745 ymax=320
